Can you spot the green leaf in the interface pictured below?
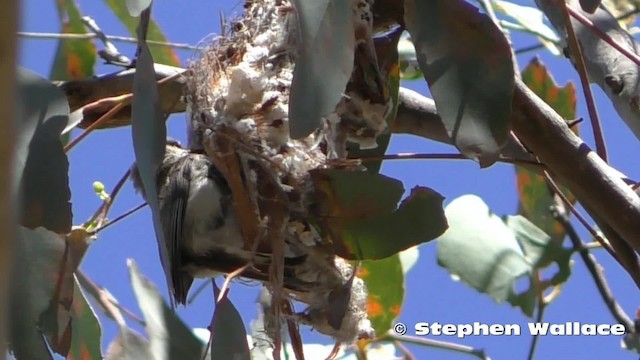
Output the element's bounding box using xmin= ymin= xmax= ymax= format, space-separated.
xmin=10 ymin=226 xmax=66 ymax=360
xmin=51 ymin=0 xmax=96 ymax=81
xmin=347 ymin=30 xmax=402 ymax=173
xmin=404 ymin=0 xmax=514 ymax=167
xmin=101 ymin=0 xmax=180 ymax=66
xmin=128 ymin=260 xmax=204 ymax=360
xmin=211 ymin=285 xmax=251 ymax=360
xmin=16 ymin=68 xmax=72 ymax=234
xmin=517 ymin=58 xmax=577 ymax=242
xmin=311 ymin=169 xmax=447 ymax=259
xmin=289 ymin=0 xmax=355 ymax=138
xmin=437 ymin=195 xmax=573 ymax=317
xmin=131 ymin=39 xmax=172 ymax=295
xmin=67 ymin=277 xmax=103 ymax=360
xmin=360 ymin=255 xmax=404 ymax=336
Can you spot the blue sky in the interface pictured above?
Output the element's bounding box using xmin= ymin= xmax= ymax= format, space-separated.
xmin=18 ymin=0 xmax=640 ymax=359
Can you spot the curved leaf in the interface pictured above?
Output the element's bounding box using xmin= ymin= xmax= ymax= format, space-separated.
xmin=16 ymin=68 xmax=72 ymax=234
xmin=211 ymin=284 xmax=251 ymax=360
xmin=10 ymin=227 xmax=66 ymax=360
xmin=67 ymin=277 xmax=103 ymax=360
xmin=360 ymin=255 xmax=404 ymax=336
xmin=130 ymin=38 xmax=172 ymax=295
xmin=404 ymin=0 xmax=514 ymax=167
xmin=128 ymin=260 xmax=204 ymax=360
xmin=311 ymin=169 xmax=447 ymax=259
xmin=437 ymin=195 xmax=572 ymax=317
xmin=51 ymin=0 xmax=96 ymax=81
xmin=101 ymin=0 xmax=180 ymax=66
xmin=289 ymin=0 xmax=355 ymax=138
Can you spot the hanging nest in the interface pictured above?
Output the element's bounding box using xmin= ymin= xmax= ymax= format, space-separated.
xmin=179 ymin=0 xmax=391 ymax=344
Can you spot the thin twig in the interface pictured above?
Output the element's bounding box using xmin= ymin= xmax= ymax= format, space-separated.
xmin=526 ymin=271 xmax=546 ymax=360
xmin=559 ymin=0 xmax=608 ymax=162
xmin=542 ymin=172 xmax=617 ymax=257
xmin=17 ymin=31 xmax=201 ymax=50
xmin=359 ymin=152 xmax=546 ymax=169
xmin=554 ymin=211 xmax=635 ymax=332
xmin=393 ymin=341 xmax=417 ymax=360
xmin=82 ymin=16 xmax=131 ymax=66
xmin=187 ymin=281 xmax=211 ymax=305
xmin=76 ymin=270 xmax=146 ymax=326
xmin=64 ymin=70 xmax=186 ymax=152
xmin=381 ymin=333 xmax=490 ymax=360
xmin=89 ymin=202 xmax=147 ymax=235
xmin=83 ymin=168 xmax=132 ymax=230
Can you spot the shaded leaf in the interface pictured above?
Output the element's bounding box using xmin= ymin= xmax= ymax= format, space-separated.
xmin=211 ymin=284 xmax=251 ymax=360
xmin=311 ymin=169 xmax=447 ymax=259
xmin=67 ymin=277 xmax=103 ymax=360
xmin=580 ymin=0 xmax=601 ymax=13
xmin=131 ymin=38 xmax=172 ymax=296
xmin=517 ymin=58 xmax=577 ymax=242
xmin=51 ymin=0 xmax=96 ymax=81
xmin=437 ymin=195 xmax=572 ymax=317
xmin=10 ymin=226 xmax=66 ymax=360
xmin=101 ymin=0 xmax=180 ymax=66
xmin=128 ymin=260 xmax=204 ymax=360
xmin=404 ymin=0 xmax=514 ymax=167
xmin=289 ymin=0 xmax=355 ymax=138
xmin=16 ymin=68 xmax=72 ymax=234
xmin=359 ymin=255 xmax=404 ymax=336
xmin=347 ymin=30 xmax=402 ymax=173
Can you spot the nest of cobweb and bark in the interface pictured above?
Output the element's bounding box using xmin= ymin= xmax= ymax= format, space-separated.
xmin=182 ymin=0 xmax=391 ymax=353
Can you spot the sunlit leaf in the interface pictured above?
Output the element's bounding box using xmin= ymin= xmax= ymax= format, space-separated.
xmin=493 ymin=1 xmax=561 ymax=55
xmin=311 ymin=169 xmax=447 ymax=259
xmin=517 ymin=58 xmax=577 ymax=242
xmin=360 ymin=255 xmax=404 ymax=335
xmin=437 ymin=195 xmax=572 ymax=317
xmin=16 ymin=68 xmax=72 ymax=234
xmin=404 ymin=0 xmax=514 ymax=167
xmin=101 ymin=0 xmax=180 ymax=66
xmin=51 ymin=0 xmax=96 ymax=81
xmin=128 ymin=260 xmax=204 ymax=359
xmin=289 ymin=0 xmax=355 ymax=138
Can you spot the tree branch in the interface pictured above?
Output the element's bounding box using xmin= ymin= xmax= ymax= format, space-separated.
xmin=511 ymin=78 xmax=640 ymax=262
xmin=534 ymin=0 xmax=640 ymax=142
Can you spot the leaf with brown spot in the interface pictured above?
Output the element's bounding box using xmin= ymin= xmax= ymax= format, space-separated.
xmin=360 ymin=254 xmax=404 ymax=335
xmin=310 ymin=169 xmax=447 ymax=259
xmin=51 ymin=0 xmax=96 ymax=81
xmin=517 ymin=58 xmax=577 ymax=241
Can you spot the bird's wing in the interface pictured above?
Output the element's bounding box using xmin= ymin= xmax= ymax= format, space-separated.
xmin=160 ymin=157 xmax=194 ymax=305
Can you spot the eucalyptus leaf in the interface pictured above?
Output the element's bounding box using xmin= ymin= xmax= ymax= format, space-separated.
xmin=128 ymin=260 xmax=204 ymax=360
xmin=404 ymin=0 xmax=514 ymax=167
xmin=289 ymin=0 xmax=355 ymax=138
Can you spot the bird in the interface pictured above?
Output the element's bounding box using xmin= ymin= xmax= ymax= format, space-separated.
xmin=130 ymin=140 xmax=250 ymax=304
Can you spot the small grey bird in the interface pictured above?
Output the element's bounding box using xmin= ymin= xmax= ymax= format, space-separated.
xmin=131 ymin=140 xmax=249 ymax=304
xmin=131 ymin=140 xmax=309 ymax=305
